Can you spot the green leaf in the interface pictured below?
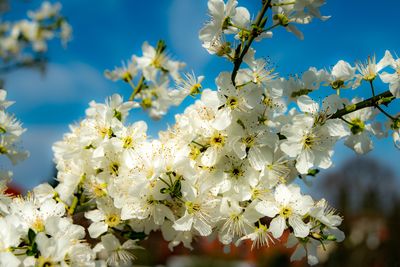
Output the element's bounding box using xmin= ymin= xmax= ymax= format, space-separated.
xmin=28 ymin=228 xmax=36 ymax=245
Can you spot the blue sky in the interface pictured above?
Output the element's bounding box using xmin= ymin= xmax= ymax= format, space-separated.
xmin=1 ymin=0 xmax=399 ymax=190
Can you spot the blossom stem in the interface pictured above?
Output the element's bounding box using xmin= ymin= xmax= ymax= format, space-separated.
xmin=68 ymin=196 xmax=79 ymax=215
xmin=229 ymin=23 xmax=251 ymax=33
xmin=231 ymin=0 xmax=272 ymax=85
xmin=191 ymin=140 xmax=208 ymax=149
xmin=369 ymin=80 xmax=397 ymax=121
xmin=340 ymin=117 xmax=354 ymax=126
xmin=129 ymin=75 xmax=145 ymax=101
xmin=263 ymin=23 xmax=280 ymax=32
xmin=330 ymin=90 xmax=395 ymax=119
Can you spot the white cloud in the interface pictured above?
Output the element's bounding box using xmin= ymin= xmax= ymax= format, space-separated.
xmin=4 ymin=62 xmax=113 ymax=111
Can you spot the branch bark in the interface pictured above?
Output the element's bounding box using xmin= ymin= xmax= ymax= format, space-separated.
xmin=330 ymin=90 xmax=395 ymax=119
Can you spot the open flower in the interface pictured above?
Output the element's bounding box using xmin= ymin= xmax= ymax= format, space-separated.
xmin=380 ymin=51 xmax=400 ymax=98
xmin=256 ymin=184 xmax=314 ymax=238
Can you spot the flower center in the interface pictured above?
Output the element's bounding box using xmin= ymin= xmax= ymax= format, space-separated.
xmin=190 ymin=83 xmax=202 ymax=96
xmin=280 ymin=207 xmax=292 ymax=218
xmin=123 ymin=136 xmax=133 ymax=149
xmin=38 ymin=256 xmax=56 ymax=267
xmin=109 ymin=162 xmax=120 ymax=176
xmin=210 ymin=132 xmax=225 ymax=148
xmin=226 ymin=96 xmax=239 ymax=109
xmin=186 ymin=201 xmax=201 ymax=214
xmin=32 ymin=217 xmax=45 ymax=232
xmin=141 ymin=98 xmax=152 ymax=109
xmin=242 ymin=135 xmax=255 ymax=148
xmin=91 ymin=182 xmax=107 ymax=198
xmin=302 ymin=134 xmax=315 ymax=149
xmin=228 ymin=165 xmax=244 ymax=179
xmin=350 ymin=118 xmax=365 ymax=135
xmin=121 ymin=71 xmax=132 ymax=82
xmin=105 ymin=214 xmax=121 ymax=227
xmin=98 ymin=127 xmax=112 ymax=139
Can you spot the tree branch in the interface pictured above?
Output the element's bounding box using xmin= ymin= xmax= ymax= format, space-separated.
xmin=231 ymin=0 xmax=272 ymax=85
xmin=330 ymin=90 xmax=395 ymax=119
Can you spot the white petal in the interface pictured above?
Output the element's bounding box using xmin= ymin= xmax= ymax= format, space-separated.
xmin=274 ymin=184 xmax=292 ymax=206
xmin=201 ymin=89 xmax=221 ymax=109
xmin=173 ymin=213 xmax=194 ymax=232
xmin=154 ymin=205 xmax=175 ymax=225
xmin=297 ymin=95 xmax=319 ymax=114
xmin=201 ymin=147 xmax=218 ymax=167
xmin=233 ymin=142 xmax=246 ymax=159
xmin=213 ymin=108 xmax=232 ymax=130
xmin=232 ymin=7 xmax=250 ymax=28
xmin=193 ymin=218 xmax=212 ymax=236
xmin=389 ymin=79 xmax=400 ymax=98
xmin=255 ymin=201 xmax=280 ymax=217
xmin=269 ymin=216 xmax=286 ymax=239
xmin=280 ymin=141 xmax=303 ymax=158
xmin=393 ymin=131 xmax=400 ymax=149
xmin=248 ymin=147 xmax=267 ymax=171
xmin=296 ymin=149 xmax=315 ymax=174
xmin=85 ymin=209 xmax=105 ymax=222
xmin=0 ymin=252 xmax=20 ymax=267
xmin=376 ymin=50 xmax=393 ymax=72
xmin=380 ymin=72 xmax=397 ymax=84
xmin=324 ymin=119 xmax=350 ymax=137
xmin=88 ymin=221 xmax=108 ymax=238
xmin=289 ymin=215 xmax=310 ymax=238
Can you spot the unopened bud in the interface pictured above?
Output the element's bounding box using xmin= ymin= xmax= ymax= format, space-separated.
xmin=326 ymin=235 xmax=337 ymax=241
xmin=311 ymin=232 xmax=322 ymax=239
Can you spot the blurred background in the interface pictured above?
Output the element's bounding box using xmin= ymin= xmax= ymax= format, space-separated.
xmin=1 ymin=0 xmax=399 ymax=266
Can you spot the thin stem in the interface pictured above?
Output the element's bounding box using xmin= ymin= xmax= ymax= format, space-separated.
xmin=128 ymin=75 xmax=145 ymax=101
xmin=340 ymin=117 xmax=353 ymax=125
xmin=369 ymin=80 xmax=396 ymax=120
xmin=229 ymin=23 xmax=251 ymax=33
xmin=263 ymin=23 xmax=280 ymax=32
xmin=158 ymin=177 xmax=171 ymax=188
xmin=54 ymin=196 xmax=69 ymax=210
xmin=369 ymin=80 xmax=376 ymax=97
xmin=68 ymin=196 xmax=79 ymax=215
xmin=236 ymin=80 xmax=254 ymax=89
xmin=191 ymin=140 xmax=208 ymax=149
xmin=376 ymin=104 xmax=396 ymax=120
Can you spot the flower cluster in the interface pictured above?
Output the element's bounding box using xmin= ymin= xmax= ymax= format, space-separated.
xmin=0 ymin=89 xmax=28 ymax=169
xmin=0 ymin=2 xmax=72 ymax=61
xmin=49 ymin=87 xmax=345 ymax=265
xmin=199 ymin=0 xmax=329 ymax=57
xmin=0 ymin=0 xmax=399 ymax=266
xmin=104 ymin=40 xmax=200 ymax=119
